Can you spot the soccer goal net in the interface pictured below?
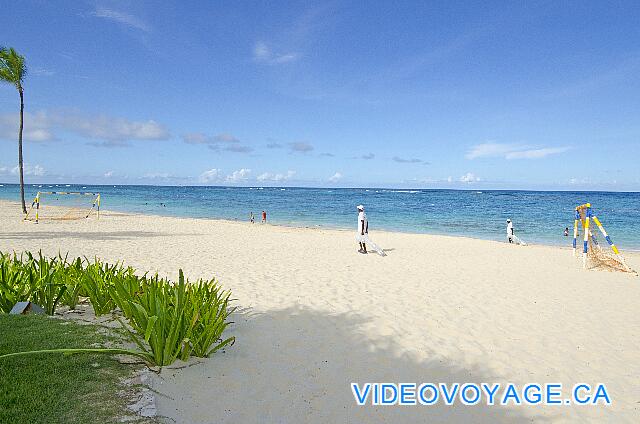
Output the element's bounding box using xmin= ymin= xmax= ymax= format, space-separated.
xmin=574 ymin=203 xmax=635 ymax=274
xmin=24 ymin=191 xmax=101 ymax=223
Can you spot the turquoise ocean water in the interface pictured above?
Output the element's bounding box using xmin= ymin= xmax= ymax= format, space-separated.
xmin=0 ymin=184 xmax=639 ymax=250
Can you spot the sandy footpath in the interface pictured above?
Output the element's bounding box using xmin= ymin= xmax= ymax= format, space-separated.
xmin=1 ymin=199 xmax=639 ymax=423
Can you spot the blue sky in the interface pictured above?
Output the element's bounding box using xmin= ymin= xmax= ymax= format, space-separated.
xmin=1 ymin=0 xmax=639 ymax=190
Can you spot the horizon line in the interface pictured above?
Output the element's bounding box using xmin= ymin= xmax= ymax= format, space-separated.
xmin=0 ymin=182 xmax=639 ymax=194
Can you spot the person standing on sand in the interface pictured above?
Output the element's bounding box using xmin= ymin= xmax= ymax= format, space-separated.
xmin=506 ymin=219 xmax=514 ymax=243
xmin=262 ymin=210 xmax=267 ymax=223
xmin=356 ymin=205 xmax=368 ymax=253
xmin=250 ymin=212 xmax=255 ymax=223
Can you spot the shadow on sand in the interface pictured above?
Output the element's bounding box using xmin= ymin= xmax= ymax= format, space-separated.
xmin=0 ymin=231 xmax=196 ymax=241
xmin=153 ymin=306 xmax=550 ymax=424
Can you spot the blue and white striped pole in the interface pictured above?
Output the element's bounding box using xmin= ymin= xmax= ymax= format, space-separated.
xmin=592 ymin=215 xmax=633 ymax=273
xmin=573 ymin=209 xmax=580 ymax=256
xmin=582 ymin=205 xmax=591 ymax=269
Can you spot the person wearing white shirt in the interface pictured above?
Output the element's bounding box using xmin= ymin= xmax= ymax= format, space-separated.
xmin=356 ymin=204 xmax=368 ymax=253
xmin=507 ymin=219 xmax=514 ymax=243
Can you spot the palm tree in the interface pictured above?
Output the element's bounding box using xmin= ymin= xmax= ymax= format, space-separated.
xmin=0 ymin=47 xmax=28 ymax=214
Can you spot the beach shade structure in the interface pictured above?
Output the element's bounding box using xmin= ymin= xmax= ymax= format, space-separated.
xmin=23 ymin=191 xmax=100 ymax=223
xmin=573 ymin=203 xmax=635 ymax=274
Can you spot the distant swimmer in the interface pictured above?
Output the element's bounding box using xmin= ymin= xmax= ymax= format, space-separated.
xmin=356 ymin=204 xmax=368 ymax=253
xmin=507 ymin=219 xmax=514 ymax=243
xmin=262 ymin=210 xmax=267 ymax=223
xmin=564 ymin=227 xmax=569 ymax=237
xmin=250 ymin=211 xmax=255 ymax=224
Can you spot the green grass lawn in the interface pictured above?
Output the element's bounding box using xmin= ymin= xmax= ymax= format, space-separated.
xmin=0 ymin=314 xmax=153 ymax=424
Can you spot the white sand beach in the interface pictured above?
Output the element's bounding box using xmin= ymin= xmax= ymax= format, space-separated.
xmin=1 ymin=199 xmax=638 ymax=423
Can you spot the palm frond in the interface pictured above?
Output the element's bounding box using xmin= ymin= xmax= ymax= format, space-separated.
xmin=0 ymin=47 xmax=27 ymax=89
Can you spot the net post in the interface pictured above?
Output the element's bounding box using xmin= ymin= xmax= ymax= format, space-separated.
xmin=592 ymin=215 xmax=633 ymax=273
xmin=573 ymin=209 xmax=579 ymax=256
xmin=24 ymin=193 xmax=38 ymax=222
xmin=592 ymin=216 xmax=618 ymax=254
xmin=35 ymin=193 xmax=40 ymax=224
xmin=97 ymin=194 xmax=101 ymax=219
xmin=582 ymin=205 xmax=590 ymax=269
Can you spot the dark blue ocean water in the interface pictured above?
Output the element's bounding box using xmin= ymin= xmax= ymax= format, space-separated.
xmin=1 ymin=183 xmax=639 ymax=250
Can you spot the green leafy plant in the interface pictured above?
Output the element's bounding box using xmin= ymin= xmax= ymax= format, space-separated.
xmin=113 ymin=271 xmax=195 ymax=366
xmin=0 ymin=251 xmax=236 ymax=367
xmin=25 ymin=252 xmax=67 ymax=315
xmin=60 ymin=256 xmax=85 ymax=309
xmin=0 ymin=253 xmax=30 ymax=313
xmin=111 ymin=270 xmax=235 ymax=364
xmin=81 ymin=259 xmax=119 ymax=316
xmin=1 ymin=252 xmax=70 ymax=315
xmin=187 ymin=276 xmax=236 ymax=357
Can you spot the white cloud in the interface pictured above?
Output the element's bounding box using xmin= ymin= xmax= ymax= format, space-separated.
xmin=199 ymin=169 xmax=222 ymax=183
xmin=91 ymin=7 xmax=151 ymax=32
xmin=184 ymin=132 xmax=240 ymax=145
xmin=288 ymin=142 xmax=314 ymax=153
xmin=225 ymin=144 xmax=253 ymax=153
xmin=183 ymin=133 xmax=209 ymax=144
xmin=2 ymin=164 xmax=46 ymax=177
xmin=253 ymin=41 xmax=270 ymax=61
xmin=26 ymin=129 xmax=55 ymax=141
xmin=459 ymin=172 xmax=480 ymax=183
xmin=447 ymin=176 xmax=453 ymax=183
xmin=0 ymin=110 xmax=170 ymax=145
xmin=466 ymin=142 xmax=570 ymax=160
xmin=144 ymin=172 xmax=171 ymax=179
xmin=253 ymin=41 xmax=298 ymax=64
xmin=62 ymin=114 xmax=169 ymax=142
xmin=199 ymin=168 xmax=252 ymax=184
xmin=465 ymin=143 xmax=516 ymax=159
xmin=183 ymin=132 xmax=252 ymax=153
xmin=328 ymin=172 xmax=343 ymax=183
xmin=226 ymin=168 xmax=251 ymax=183
xmin=103 ymin=171 xmax=114 ymax=178
xmin=142 ymin=172 xmax=183 ymax=182
xmin=393 ymin=156 xmax=422 ymax=164
xmin=25 ymin=164 xmax=45 ymax=177
xmin=214 ymin=133 xmax=240 ymax=143
xmin=0 ymin=111 xmax=56 ymax=142
xmin=505 ymin=147 xmax=571 ymax=159
xmin=256 ymin=170 xmax=296 ymax=182
xmin=569 ymin=177 xmax=590 ymax=185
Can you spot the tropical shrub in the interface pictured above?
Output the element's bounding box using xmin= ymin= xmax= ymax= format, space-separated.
xmin=186 ymin=276 xmax=235 ymax=357
xmin=0 ymin=252 xmax=67 ymax=315
xmin=25 ymin=252 xmax=67 ymax=316
xmin=60 ymin=257 xmax=86 ymax=309
xmin=0 ymin=251 xmax=236 ymax=366
xmin=81 ymin=260 xmax=119 ymax=316
xmin=0 ymin=253 xmax=30 ymax=313
xmin=111 ymin=270 xmax=235 ymax=365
